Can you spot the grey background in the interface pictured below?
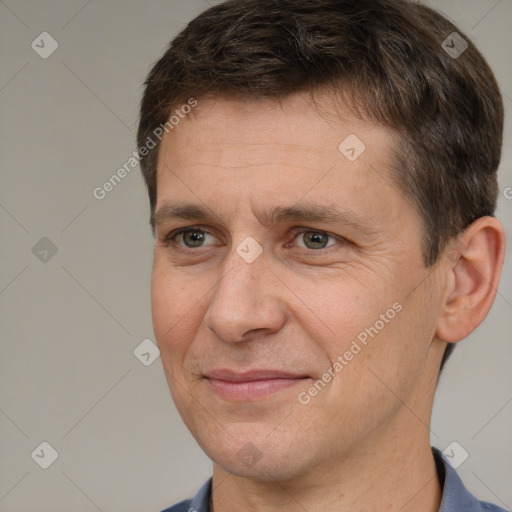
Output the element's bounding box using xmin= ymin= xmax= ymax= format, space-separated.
xmin=0 ymin=0 xmax=511 ymax=510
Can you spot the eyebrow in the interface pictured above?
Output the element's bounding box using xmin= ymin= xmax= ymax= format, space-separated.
xmin=152 ymin=204 xmax=219 ymax=228
xmin=152 ymin=202 xmax=378 ymax=236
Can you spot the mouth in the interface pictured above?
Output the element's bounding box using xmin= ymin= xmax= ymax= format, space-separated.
xmin=203 ymin=369 xmax=311 ymax=401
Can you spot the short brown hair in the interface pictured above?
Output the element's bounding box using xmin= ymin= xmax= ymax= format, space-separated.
xmin=137 ymin=0 xmax=504 ymax=368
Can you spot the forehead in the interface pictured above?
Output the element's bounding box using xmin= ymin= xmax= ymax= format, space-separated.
xmin=154 ymin=93 xmax=412 ymax=232
xmin=157 ymin=93 xmax=396 ymax=175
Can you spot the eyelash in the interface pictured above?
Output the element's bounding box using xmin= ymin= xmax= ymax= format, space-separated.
xmin=163 ymin=227 xmax=219 ymax=249
xmin=288 ymin=228 xmax=340 ymax=250
xmin=162 ymin=226 xmax=344 ymax=251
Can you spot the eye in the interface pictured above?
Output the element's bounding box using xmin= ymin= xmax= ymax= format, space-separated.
xmin=293 ymin=230 xmax=338 ymax=250
xmin=167 ymin=228 xmax=218 ymax=248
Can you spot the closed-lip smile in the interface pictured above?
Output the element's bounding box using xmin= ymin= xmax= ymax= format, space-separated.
xmin=204 ymin=369 xmax=310 ymax=400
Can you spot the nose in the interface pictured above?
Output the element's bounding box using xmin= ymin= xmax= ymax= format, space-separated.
xmin=203 ymin=246 xmax=286 ymax=343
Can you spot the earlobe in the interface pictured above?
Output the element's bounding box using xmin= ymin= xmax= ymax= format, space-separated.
xmin=435 ymin=216 xmax=505 ymax=343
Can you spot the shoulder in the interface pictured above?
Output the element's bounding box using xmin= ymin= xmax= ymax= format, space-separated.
xmin=159 ymin=478 xmax=212 ymax=512
xmin=160 ymin=499 xmax=192 ymax=512
xmin=432 ymin=448 xmax=509 ymax=512
xmin=479 ymin=503 xmax=509 ymax=512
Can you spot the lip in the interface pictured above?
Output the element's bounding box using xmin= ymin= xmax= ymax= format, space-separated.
xmin=204 ymin=369 xmax=310 ymax=400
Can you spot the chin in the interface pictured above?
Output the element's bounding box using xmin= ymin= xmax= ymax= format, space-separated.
xmin=214 ymin=452 xmax=305 ymax=481
xmin=200 ymin=428 xmax=317 ymax=482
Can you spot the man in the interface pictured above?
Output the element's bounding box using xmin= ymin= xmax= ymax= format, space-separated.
xmin=137 ymin=0 xmax=508 ymax=510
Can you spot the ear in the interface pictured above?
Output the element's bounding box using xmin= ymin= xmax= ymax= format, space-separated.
xmin=435 ymin=216 xmax=505 ymax=343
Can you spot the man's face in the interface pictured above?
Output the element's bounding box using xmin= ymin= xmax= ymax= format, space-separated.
xmin=151 ymin=93 xmax=445 ymax=480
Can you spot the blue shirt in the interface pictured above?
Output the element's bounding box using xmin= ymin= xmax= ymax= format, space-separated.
xmin=161 ymin=448 xmax=509 ymax=512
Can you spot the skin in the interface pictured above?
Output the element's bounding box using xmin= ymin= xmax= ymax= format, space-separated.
xmin=150 ymin=93 xmax=505 ymax=512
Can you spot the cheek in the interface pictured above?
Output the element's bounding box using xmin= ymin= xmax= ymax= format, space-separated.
xmin=150 ymin=264 xmax=207 ymax=353
xmin=286 ymin=273 xmax=392 ymax=349
xmin=294 ymin=275 xmax=413 ymax=391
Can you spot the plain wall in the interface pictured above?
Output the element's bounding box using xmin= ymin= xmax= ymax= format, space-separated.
xmin=1 ymin=0 xmax=511 ymax=510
